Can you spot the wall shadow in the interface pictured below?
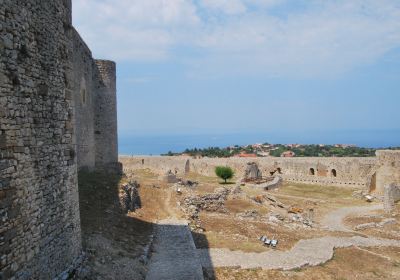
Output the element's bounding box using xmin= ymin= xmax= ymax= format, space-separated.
xmin=192 ymin=231 xmax=215 ymax=279
xmin=77 ymin=170 xmax=215 ymax=279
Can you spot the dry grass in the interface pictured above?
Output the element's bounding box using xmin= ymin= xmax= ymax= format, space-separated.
xmin=207 ymin=246 xmax=400 ymax=280
xmin=344 ymin=209 xmax=400 ymax=240
xmin=278 ymin=183 xmax=357 ymax=200
xmin=225 ymin=199 xmax=269 ymax=215
xmin=116 ymin=168 xmax=399 ymax=279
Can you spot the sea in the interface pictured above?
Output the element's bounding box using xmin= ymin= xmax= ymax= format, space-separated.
xmin=118 ymin=130 xmax=400 ymax=156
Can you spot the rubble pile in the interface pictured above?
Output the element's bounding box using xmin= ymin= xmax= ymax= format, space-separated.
xmin=180 ymin=187 xmax=231 ymax=231
xmin=178 ymin=179 xmax=199 ymax=187
xmin=119 ymin=181 xmax=142 ymax=213
xmin=236 ymin=210 xmax=261 ymax=220
xmin=354 ymin=218 xmax=396 ymax=231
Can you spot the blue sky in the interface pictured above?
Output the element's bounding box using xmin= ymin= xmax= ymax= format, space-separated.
xmin=73 ymin=0 xmax=400 ymax=147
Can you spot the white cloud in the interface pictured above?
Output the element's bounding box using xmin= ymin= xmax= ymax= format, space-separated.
xmin=73 ymin=0 xmax=200 ymax=61
xmin=200 ymin=0 xmax=247 ymax=15
xmin=73 ymin=0 xmax=400 ymax=78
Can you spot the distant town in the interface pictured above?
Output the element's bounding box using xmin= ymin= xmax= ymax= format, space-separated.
xmin=163 ymin=143 xmax=400 ymax=158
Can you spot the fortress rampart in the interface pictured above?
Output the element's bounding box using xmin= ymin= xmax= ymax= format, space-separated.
xmin=71 ymin=29 xmax=119 ymax=171
xmin=121 ymin=151 xmax=400 ymax=193
xmin=0 ymin=1 xmax=119 ymax=279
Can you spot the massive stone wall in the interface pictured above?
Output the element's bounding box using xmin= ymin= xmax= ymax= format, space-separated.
xmin=71 ymin=32 xmax=119 ymax=171
xmin=93 ymin=60 xmax=119 ymax=170
xmin=0 ymin=0 xmax=120 ymax=278
xmin=120 ymin=155 xmax=378 ymax=188
xmin=71 ymin=29 xmax=96 ymax=170
xmin=122 ymin=151 xmax=400 ymax=192
xmin=0 ymin=1 xmax=81 ymax=278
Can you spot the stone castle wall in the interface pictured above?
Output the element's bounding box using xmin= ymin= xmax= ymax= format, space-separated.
xmin=0 ymin=1 xmax=119 ymax=279
xmin=120 ymin=155 xmax=380 ymax=189
xmin=375 ymin=150 xmax=400 ymax=194
xmin=71 ymin=31 xmax=119 ymax=171
xmin=0 ymin=1 xmax=81 ymax=278
xmin=93 ymin=60 xmax=119 ymax=170
xmin=71 ymin=29 xmax=96 ymax=170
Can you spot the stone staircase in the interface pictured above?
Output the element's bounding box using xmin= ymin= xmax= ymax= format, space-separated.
xmin=145 ymin=219 xmax=204 ymax=280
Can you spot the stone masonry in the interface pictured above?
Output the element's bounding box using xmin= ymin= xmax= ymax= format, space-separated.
xmin=384 ymin=184 xmax=400 ymax=213
xmin=0 ymin=1 xmax=120 ymax=279
xmin=121 ymin=150 xmax=400 ymax=192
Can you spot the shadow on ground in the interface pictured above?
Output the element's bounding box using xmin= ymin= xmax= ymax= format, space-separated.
xmin=77 ymin=170 xmax=215 ymax=280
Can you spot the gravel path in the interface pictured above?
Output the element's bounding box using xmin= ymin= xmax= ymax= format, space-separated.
xmin=320 ymin=204 xmax=383 ymax=232
xmin=198 ymin=236 xmax=400 ymax=270
xmin=145 ymin=219 xmax=204 ymax=280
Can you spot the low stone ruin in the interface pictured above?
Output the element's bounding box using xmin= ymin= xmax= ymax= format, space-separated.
xmin=163 ymin=170 xmax=179 ymax=183
xmin=254 ymin=176 xmax=282 ymax=190
xmin=178 ymin=179 xmax=199 ymax=187
xmin=119 ymin=181 xmax=142 ymax=213
xmin=236 ymin=209 xmax=261 ymax=220
xmin=354 ymin=218 xmax=396 ymax=231
xmin=243 ymin=162 xmax=262 ymax=182
xmin=182 ymin=187 xmax=230 ymax=215
xmin=249 ymin=193 xmax=315 ymax=227
xmin=384 ymin=184 xmax=400 ymax=213
xmin=180 ymin=187 xmax=231 ymax=230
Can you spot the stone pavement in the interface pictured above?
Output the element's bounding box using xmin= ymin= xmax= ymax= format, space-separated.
xmin=145 ymin=219 xmax=204 ymax=280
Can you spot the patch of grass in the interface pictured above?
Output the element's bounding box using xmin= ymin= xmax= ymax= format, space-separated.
xmin=185 ymin=172 xmax=220 ymax=184
xmin=279 ymin=183 xmax=357 ymax=200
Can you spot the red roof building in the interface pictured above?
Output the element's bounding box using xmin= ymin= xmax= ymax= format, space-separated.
xmin=281 ymin=151 xmax=296 ymax=157
xmin=237 ymin=153 xmax=257 ymax=158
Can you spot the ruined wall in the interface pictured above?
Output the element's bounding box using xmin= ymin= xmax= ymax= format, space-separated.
xmin=120 ymin=156 xmax=377 ymax=188
xmin=0 ymin=1 xmax=81 ymax=278
xmin=375 ymin=150 xmax=400 ymax=194
xmin=384 ymin=184 xmax=400 ymax=213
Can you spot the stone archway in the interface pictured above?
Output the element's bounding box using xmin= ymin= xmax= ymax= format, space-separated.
xmin=331 ymin=169 xmax=337 ymax=177
xmin=309 ymin=168 xmax=315 ymax=176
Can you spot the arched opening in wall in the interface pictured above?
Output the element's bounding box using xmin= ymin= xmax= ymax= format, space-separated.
xmin=277 ymin=167 xmax=282 ymax=174
xmin=331 ymin=169 xmax=337 ymax=177
xmin=309 ymin=168 xmax=315 ymax=176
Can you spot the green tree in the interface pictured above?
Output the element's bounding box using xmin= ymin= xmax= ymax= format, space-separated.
xmin=215 ymin=166 xmax=234 ymax=184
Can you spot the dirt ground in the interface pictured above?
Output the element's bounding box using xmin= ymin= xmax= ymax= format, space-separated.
xmin=76 ymin=167 xmax=399 ymax=279
xmin=206 ymin=246 xmax=400 ymax=280
xmin=76 ymin=171 xmax=154 ymax=280
xmin=189 ymin=177 xmax=369 ymax=252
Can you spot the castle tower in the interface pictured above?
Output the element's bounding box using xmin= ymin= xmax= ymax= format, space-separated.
xmin=93 ymin=60 xmax=120 ymax=171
